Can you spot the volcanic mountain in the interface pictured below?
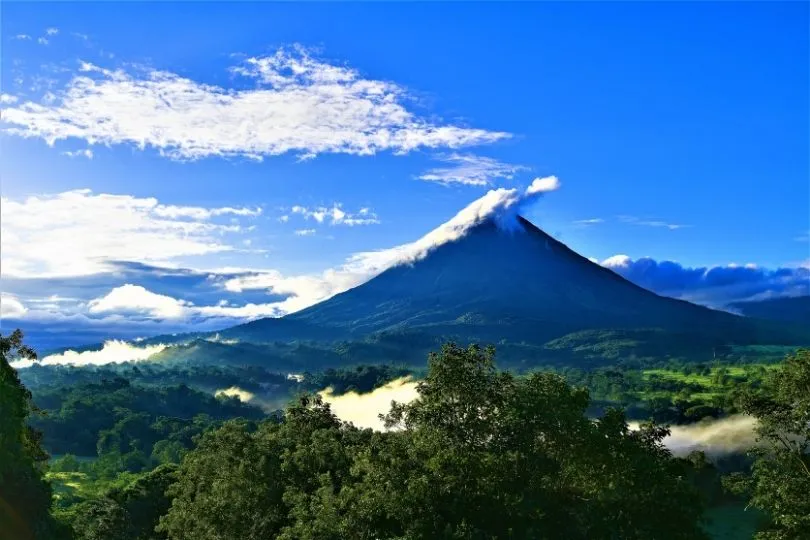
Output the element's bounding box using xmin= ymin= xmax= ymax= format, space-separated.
xmin=219 ymin=215 xmax=807 ymax=361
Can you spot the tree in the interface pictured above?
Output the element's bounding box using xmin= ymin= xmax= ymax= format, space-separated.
xmin=156 ymin=343 xmax=708 ymax=540
xmin=726 ymin=348 xmax=810 ymax=539
xmin=341 ymin=343 xmax=707 ymax=539
xmin=0 ymin=329 xmax=65 ymax=540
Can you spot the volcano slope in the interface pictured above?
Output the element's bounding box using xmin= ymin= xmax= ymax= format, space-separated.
xmin=216 ymin=216 xmax=808 ymax=368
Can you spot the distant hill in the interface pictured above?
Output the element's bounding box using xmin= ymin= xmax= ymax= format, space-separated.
xmin=729 ymin=296 xmax=810 ymax=325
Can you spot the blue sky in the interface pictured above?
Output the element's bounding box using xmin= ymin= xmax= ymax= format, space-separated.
xmin=1 ymin=2 xmax=808 ymax=349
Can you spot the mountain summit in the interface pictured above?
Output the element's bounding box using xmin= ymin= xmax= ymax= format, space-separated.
xmin=222 ymin=216 xmax=805 ymax=358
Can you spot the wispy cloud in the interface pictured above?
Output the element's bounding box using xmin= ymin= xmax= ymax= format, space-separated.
xmin=2 ymin=46 xmax=509 ymax=161
xmin=1 ymin=189 xmax=260 ymax=277
xmin=795 ymin=231 xmax=809 ymax=242
xmin=418 ymin=153 xmax=526 ymax=186
xmin=45 ymin=27 xmax=59 ymax=36
xmin=618 ymin=215 xmax=689 ymax=230
xmin=294 ymin=228 xmax=316 ymax=236
xmin=573 ymin=218 xmax=604 ymax=226
xmin=37 ymin=37 xmax=49 ymax=45
xmin=290 ymin=204 xmax=379 ymax=226
xmin=12 ymin=34 xmax=31 ymax=40
xmin=62 ymin=148 xmax=93 ymax=159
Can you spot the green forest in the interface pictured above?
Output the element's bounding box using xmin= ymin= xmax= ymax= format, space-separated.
xmin=2 ymin=329 xmax=809 ymax=540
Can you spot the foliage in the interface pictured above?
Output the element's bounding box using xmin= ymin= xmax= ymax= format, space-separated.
xmin=0 ymin=330 xmax=67 ymax=540
xmin=63 ymin=464 xmax=178 ymax=540
xmin=158 ymin=343 xmax=708 ymax=539
xmin=725 ymin=349 xmax=810 ymax=539
xmin=302 ymin=364 xmax=412 ymax=395
xmin=30 ymin=378 xmax=265 ymax=459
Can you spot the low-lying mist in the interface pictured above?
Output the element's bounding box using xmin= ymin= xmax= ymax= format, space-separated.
xmin=318 ymin=378 xmax=760 ymax=456
xmin=319 ymin=377 xmax=420 ymax=431
xmin=10 ymin=340 xmax=168 ymax=369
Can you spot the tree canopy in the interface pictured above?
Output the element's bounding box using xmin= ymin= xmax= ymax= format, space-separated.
xmin=158 ymin=343 xmax=707 ymax=539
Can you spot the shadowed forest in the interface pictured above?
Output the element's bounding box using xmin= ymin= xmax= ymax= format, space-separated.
xmin=2 ymin=330 xmax=808 ymax=540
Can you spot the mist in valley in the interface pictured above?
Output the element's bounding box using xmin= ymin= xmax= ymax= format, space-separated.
xmin=319 ymin=378 xmax=760 ymax=456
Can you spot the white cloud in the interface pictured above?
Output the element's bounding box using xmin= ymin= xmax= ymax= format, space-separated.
xmin=418 ymin=153 xmax=527 ymax=186
xmin=45 ymin=27 xmax=59 ymax=36
xmin=88 ymin=284 xmax=190 ymax=319
xmin=62 ymin=148 xmax=93 ymax=159
xmin=223 ymin=177 xmax=561 ymax=316
xmin=294 ymin=228 xmax=316 ymax=236
xmin=600 ymin=254 xmax=633 ymax=269
xmin=573 ymin=218 xmax=604 ymax=226
xmin=290 ymin=204 xmax=379 ymax=226
xmin=1 ymin=94 xmax=19 ymax=105
xmin=12 ymin=34 xmax=31 ymax=40
xmin=37 ymin=37 xmax=49 ymax=45
xmin=10 ymin=340 xmax=167 ymax=369
xmin=1 ymin=189 xmax=259 ymax=277
xmin=618 ymin=215 xmax=689 ymax=230
xmin=278 ymin=215 xmax=290 ymax=223
xmin=1 ymin=294 xmax=28 ymax=318
xmin=525 ymin=175 xmax=561 ymax=195
xmin=152 ymin=204 xmax=261 ymax=220
xmin=2 ymin=46 xmax=509 ymax=161
xmin=84 ymin=284 xmax=291 ymax=322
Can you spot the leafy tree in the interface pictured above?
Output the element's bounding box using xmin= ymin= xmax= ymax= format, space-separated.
xmin=726 ymin=348 xmax=810 ymax=539
xmin=0 ymin=330 xmax=66 ymax=540
xmin=158 ymin=343 xmax=707 ymax=539
xmin=68 ymin=464 xmax=178 ymax=540
xmin=340 ymin=343 xmax=706 ymax=539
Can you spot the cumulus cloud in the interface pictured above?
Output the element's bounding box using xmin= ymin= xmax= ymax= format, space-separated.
xmin=290 ymin=204 xmax=379 ymax=226
xmin=418 ymin=153 xmax=527 ymax=187
xmin=1 ymin=46 xmax=509 ymax=161
xmin=525 ymin=176 xmax=561 ymax=195
xmin=1 ymin=293 xmax=28 ymax=318
xmin=602 ymin=255 xmax=810 ymax=306
xmin=88 ymin=284 xmax=190 ymax=319
xmin=10 ymin=340 xmax=167 ymax=369
xmin=223 ymin=177 xmax=562 ymax=315
xmin=0 ymin=189 xmax=260 ymax=277
xmin=45 ymin=28 xmax=59 ymax=36
xmin=319 ymin=377 xmax=419 ymax=430
xmin=1 ymin=94 xmax=19 ymax=105
xmin=82 ymin=283 xmax=294 ymax=322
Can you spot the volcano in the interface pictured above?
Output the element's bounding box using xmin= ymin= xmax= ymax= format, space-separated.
xmin=220 ymin=216 xmax=807 ymax=359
